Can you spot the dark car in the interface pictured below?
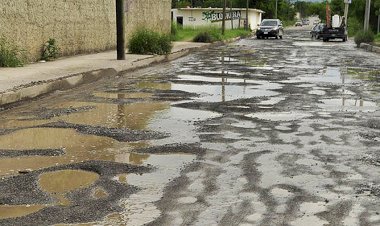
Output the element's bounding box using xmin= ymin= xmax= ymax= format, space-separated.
xmin=310 ymin=23 xmax=325 ymax=39
xmin=256 ymin=19 xmax=284 ymax=39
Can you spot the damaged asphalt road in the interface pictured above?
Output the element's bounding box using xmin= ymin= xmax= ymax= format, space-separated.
xmin=0 ymin=29 xmax=379 ymax=225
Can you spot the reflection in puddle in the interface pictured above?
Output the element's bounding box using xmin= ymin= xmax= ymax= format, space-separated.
xmin=135 ymin=81 xmax=171 ymax=90
xmin=318 ymin=98 xmax=378 ymax=112
xmin=93 ymin=92 xmax=153 ymax=100
xmin=149 ymin=107 xmax=222 ymax=145
xmin=106 ymin=153 xmax=196 ymax=226
xmin=175 ymin=75 xmax=258 ymax=84
xmin=0 ymin=205 xmax=46 ymax=220
xmin=292 ymin=67 xmax=355 ymax=84
xmin=115 ymin=152 xmax=150 ymax=165
xmin=171 ymin=84 xmax=279 ymax=102
xmin=39 ymin=170 xmax=99 ymax=205
xmin=55 ymin=102 xmax=169 ymax=130
xmin=246 ymin=112 xmax=312 ymax=121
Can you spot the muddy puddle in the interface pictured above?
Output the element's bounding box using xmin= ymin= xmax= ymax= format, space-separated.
xmin=0 ymin=205 xmax=46 ymax=220
xmin=39 ymin=170 xmax=100 ymax=205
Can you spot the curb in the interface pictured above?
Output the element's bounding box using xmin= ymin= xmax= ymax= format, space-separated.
xmin=0 ymin=45 xmax=208 ymax=108
xmin=359 ymin=43 xmax=380 ymax=54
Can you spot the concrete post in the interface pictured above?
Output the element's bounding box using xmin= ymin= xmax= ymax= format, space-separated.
xmin=116 ymin=0 xmax=126 ymax=60
xmin=364 ymin=0 xmax=371 ymax=31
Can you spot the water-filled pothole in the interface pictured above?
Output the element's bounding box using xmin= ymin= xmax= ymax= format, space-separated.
xmin=39 ymin=170 xmax=99 ymax=205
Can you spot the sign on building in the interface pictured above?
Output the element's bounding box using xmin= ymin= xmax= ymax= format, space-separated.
xmin=202 ymin=10 xmax=242 ymax=23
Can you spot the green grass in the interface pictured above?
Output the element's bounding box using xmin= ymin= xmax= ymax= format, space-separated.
xmin=374 ymin=33 xmax=380 ymax=46
xmin=172 ymin=26 xmax=251 ymax=42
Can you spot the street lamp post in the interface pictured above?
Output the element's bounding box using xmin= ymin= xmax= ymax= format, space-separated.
xmin=116 ymin=0 xmax=125 ymax=60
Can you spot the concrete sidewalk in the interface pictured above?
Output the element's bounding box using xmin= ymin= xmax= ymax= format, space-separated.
xmin=0 ymin=42 xmax=209 ymax=106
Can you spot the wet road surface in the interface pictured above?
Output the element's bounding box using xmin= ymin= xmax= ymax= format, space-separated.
xmin=0 ymin=29 xmax=379 ymax=226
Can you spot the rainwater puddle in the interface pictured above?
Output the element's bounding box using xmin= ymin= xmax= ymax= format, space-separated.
xmin=293 ymin=41 xmax=327 ymax=47
xmin=199 ymin=70 xmax=243 ymax=76
xmin=248 ymin=66 xmax=275 ymax=70
xmin=135 ymin=81 xmax=171 ymax=90
xmin=93 ymin=92 xmax=153 ymax=99
xmin=114 ymin=152 xmax=150 ymax=165
xmin=149 ymin=107 xmax=222 ymax=145
xmin=106 ymin=153 xmax=196 ymax=226
xmin=175 ymin=75 xmax=257 ymax=84
xmin=39 ymin=170 xmax=99 ymax=205
xmin=0 ymin=205 xmax=46 ymax=220
xmin=259 ymin=97 xmax=286 ymax=105
xmin=318 ymin=98 xmax=378 ymax=112
xmin=55 ymin=102 xmax=169 ymax=130
xmin=171 ymin=84 xmax=279 ymax=102
xmin=0 ymin=128 xmax=116 ymax=176
xmin=246 ymin=112 xmax=313 ymax=121
xmin=308 ymin=89 xmax=326 ymax=95
xmin=217 ymin=56 xmax=241 ymax=62
xmin=0 ymin=118 xmax=51 ymax=129
xmin=297 ymin=67 xmax=354 ymax=84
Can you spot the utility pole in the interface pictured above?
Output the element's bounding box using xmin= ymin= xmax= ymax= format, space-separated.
xmin=116 ymin=0 xmax=125 ymax=60
xmin=246 ymin=0 xmax=249 ymax=30
xmin=343 ymin=0 xmax=349 ymax=26
xmin=364 ymin=0 xmax=371 ymax=31
xmin=275 ymin=0 xmax=278 ymax=19
xmin=222 ymin=0 xmax=227 ymax=35
xmin=230 ymin=0 xmax=234 ymax=29
xmin=377 ymin=9 xmax=380 ymax=33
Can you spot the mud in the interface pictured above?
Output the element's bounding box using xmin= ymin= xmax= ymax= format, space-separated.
xmin=0 ymin=29 xmax=379 ymax=225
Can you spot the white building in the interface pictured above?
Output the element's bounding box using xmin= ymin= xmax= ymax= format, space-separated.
xmin=171 ymin=8 xmax=264 ymax=31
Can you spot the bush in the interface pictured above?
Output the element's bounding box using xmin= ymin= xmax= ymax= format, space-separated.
xmin=128 ymin=29 xmax=173 ymax=55
xmin=347 ymin=17 xmax=362 ymax=37
xmin=354 ymin=29 xmax=375 ymax=47
xmin=193 ymin=32 xmax=213 ymax=43
xmin=41 ymin=38 xmax=60 ymax=61
xmin=193 ymin=26 xmax=225 ymax=43
xmin=0 ymin=37 xmax=26 ymax=67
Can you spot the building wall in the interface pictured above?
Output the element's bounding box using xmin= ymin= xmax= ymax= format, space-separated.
xmin=0 ymin=0 xmax=171 ymax=61
xmin=172 ymin=9 xmax=263 ymax=31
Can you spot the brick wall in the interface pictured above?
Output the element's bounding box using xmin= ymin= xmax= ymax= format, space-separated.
xmin=0 ymin=0 xmax=171 ymax=61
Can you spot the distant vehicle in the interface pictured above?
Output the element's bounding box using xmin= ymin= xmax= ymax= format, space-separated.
xmin=256 ymin=19 xmax=284 ymax=39
xmin=310 ymin=23 xmax=325 ymax=39
xmin=302 ymin=19 xmax=310 ymax=25
xmin=295 ymin=21 xmax=303 ymax=27
xmin=320 ymin=15 xmax=347 ymax=42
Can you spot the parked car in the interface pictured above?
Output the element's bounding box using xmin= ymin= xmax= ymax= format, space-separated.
xmin=295 ymin=21 xmax=303 ymax=27
xmin=310 ymin=23 xmax=325 ymax=39
xmin=302 ymin=19 xmax=310 ymax=25
xmin=256 ymin=19 xmax=284 ymax=39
